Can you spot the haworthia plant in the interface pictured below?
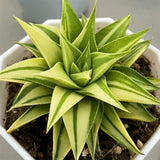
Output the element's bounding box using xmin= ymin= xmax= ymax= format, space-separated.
xmin=1 ymin=0 xmax=160 ymax=159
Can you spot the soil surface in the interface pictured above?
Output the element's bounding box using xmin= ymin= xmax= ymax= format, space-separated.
xmin=4 ymin=56 xmax=160 ymax=160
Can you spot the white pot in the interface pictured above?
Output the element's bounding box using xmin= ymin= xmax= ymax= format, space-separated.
xmin=18 ymin=0 xmax=90 ymax=23
xmin=0 ymin=18 xmax=160 ymax=160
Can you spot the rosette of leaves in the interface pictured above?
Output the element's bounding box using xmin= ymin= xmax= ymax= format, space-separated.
xmin=1 ymin=0 xmax=160 ymax=159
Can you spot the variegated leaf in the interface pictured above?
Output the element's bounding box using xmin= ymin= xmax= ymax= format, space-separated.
xmin=113 ymin=65 xmax=159 ymax=91
xmin=10 ymin=82 xmax=52 ymax=110
xmin=90 ymin=51 xmax=130 ymax=83
xmin=96 ymin=15 xmax=131 ymax=48
xmin=101 ymin=103 xmax=141 ymax=154
xmin=70 ymin=70 xmax=92 ymax=87
xmin=63 ymin=97 xmax=99 ymax=160
xmin=146 ymin=77 xmax=160 ymax=85
xmin=106 ymin=70 xmax=160 ymax=105
xmin=47 ymin=86 xmax=84 ymax=132
xmin=73 ymin=2 xmax=98 ymax=52
xmin=15 ymin=16 xmax=62 ymax=68
xmin=99 ymin=28 xmax=149 ymax=53
xmin=37 ymin=62 xmax=80 ymax=89
xmin=120 ymin=40 xmax=150 ymax=66
xmin=116 ymin=102 xmax=155 ymax=122
xmin=87 ymin=105 xmax=104 ymax=160
xmin=7 ymin=104 xmax=50 ymax=133
xmin=53 ymin=119 xmax=71 ymax=160
xmin=61 ymin=0 xmax=82 ymax=42
xmin=78 ymin=76 xmax=128 ymax=111
xmin=17 ymin=43 xmax=42 ymax=57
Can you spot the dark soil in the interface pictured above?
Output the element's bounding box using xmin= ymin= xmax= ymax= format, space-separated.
xmin=4 ymin=56 xmax=160 ymax=160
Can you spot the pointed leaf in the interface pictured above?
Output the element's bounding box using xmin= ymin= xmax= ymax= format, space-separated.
xmin=99 ymin=28 xmax=149 ymax=53
xmin=113 ymin=65 xmax=159 ymax=91
xmin=15 ymin=16 xmax=62 ymax=67
xmin=78 ymin=76 xmax=128 ymax=111
xmin=47 ymin=86 xmax=84 ymax=132
xmin=53 ymin=119 xmax=71 ymax=160
xmin=63 ymin=97 xmax=99 ymax=160
xmin=106 ymin=70 xmax=160 ymax=105
xmin=96 ymin=15 xmax=131 ymax=48
xmin=116 ymin=102 xmax=155 ymax=122
xmin=7 ymin=104 xmax=49 ymax=133
xmin=73 ymin=2 xmax=98 ymax=52
xmin=87 ymin=105 xmax=104 ymax=160
xmin=146 ymin=77 xmax=160 ymax=85
xmin=120 ymin=40 xmax=150 ymax=66
xmin=70 ymin=70 xmax=92 ymax=87
xmin=17 ymin=43 xmax=42 ymax=57
xmin=90 ymin=51 xmax=130 ymax=83
xmin=10 ymin=83 xmax=52 ymax=110
xmin=37 ymin=62 xmax=80 ymax=89
xmin=61 ymin=0 xmax=83 ymax=42
xmin=101 ymin=103 xmax=141 ymax=154
xmin=60 ymin=34 xmax=81 ymax=74
xmin=71 ymin=62 xmax=80 ymax=74
xmin=81 ymin=14 xmax=87 ymax=27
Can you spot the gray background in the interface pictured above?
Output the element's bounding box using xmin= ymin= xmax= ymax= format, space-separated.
xmin=0 ymin=0 xmax=160 ymax=54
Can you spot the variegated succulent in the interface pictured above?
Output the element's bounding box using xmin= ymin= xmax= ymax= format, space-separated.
xmin=1 ymin=0 xmax=160 ymax=159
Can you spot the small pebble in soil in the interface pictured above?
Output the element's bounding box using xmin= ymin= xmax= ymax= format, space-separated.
xmin=137 ymin=139 xmax=143 ymax=149
xmin=81 ymin=148 xmax=90 ymax=157
xmin=124 ymin=123 xmax=129 ymax=129
xmin=114 ymin=146 xmax=122 ymax=154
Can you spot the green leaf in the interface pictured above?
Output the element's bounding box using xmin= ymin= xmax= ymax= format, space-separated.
xmin=90 ymin=51 xmax=130 ymax=83
xmin=81 ymin=14 xmax=87 ymax=27
xmin=70 ymin=70 xmax=92 ymax=87
xmin=10 ymin=82 xmax=52 ymax=110
xmin=120 ymin=40 xmax=150 ymax=66
xmin=37 ymin=62 xmax=80 ymax=89
xmin=53 ymin=119 xmax=71 ymax=160
xmin=47 ymin=86 xmax=84 ymax=132
xmin=63 ymin=97 xmax=99 ymax=160
xmin=99 ymin=28 xmax=149 ymax=53
xmin=96 ymin=15 xmax=131 ymax=48
xmin=113 ymin=65 xmax=159 ymax=91
xmin=17 ymin=43 xmax=42 ymax=57
xmin=78 ymin=76 xmax=128 ymax=111
xmin=7 ymin=104 xmax=50 ymax=133
xmin=70 ymin=62 xmax=80 ymax=74
xmin=14 ymin=16 xmax=62 ymax=68
xmin=87 ymin=105 xmax=104 ymax=160
xmin=116 ymin=102 xmax=155 ymax=122
xmin=73 ymin=2 xmax=98 ymax=52
xmin=101 ymin=103 xmax=141 ymax=154
xmin=106 ymin=70 xmax=160 ymax=105
xmin=146 ymin=77 xmax=160 ymax=85
xmin=60 ymin=34 xmax=81 ymax=74
xmin=61 ymin=0 xmax=83 ymax=42
xmin=31 ymin=23 xmax=60 ymax=44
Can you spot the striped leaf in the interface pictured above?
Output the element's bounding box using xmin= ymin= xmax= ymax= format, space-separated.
xmin=7 ymin=104 xmax=50 ymax=133
xmin=78 ymin=76 xmax=128 ymax=111
xmin=146 ymin=77 xmax=160 ymax=85
xmin=15 ymin=16 xmax=62 ymax=68
xmin=63 ymin=97 xmax=99 ymax=160
xmin=73 ymin=2 xmax=98 ymax=52
xmin=10 ymin=82 xmax=52 ymax=110
xmin=87 ymin=105 xmax=104 ymax=160
xmin=60 ymin=34 xmax=81 ymax=74
xmin=101 ymin=103 xmax=141 ymax=154
xmin=90 ymin=51 xmax=129 ymax=83
xmin=31 ymin=24 xmax=60 ymax=44
xmin=37 ymin=62 xmax=80 ymax=89
xmin=61 ymin=0 xmax=82 ymax=42
xmin=96 ymin=15 xmax=131 ymax=48
xmin=53 ymin=119 xmax=71 ymax=160
xmin=81 ymin=14 xmax=87 ymax=27
xmin=113 ymin=65 xmax=159 ymax=91
xmin=70 ymin=70 xmax=92 ymax=87
xmin=17 ymin=43 xmax=41 ymax=57
xmin=47 ymin=86 xmax=84 ymax=132
xmin=120 ymin=40 xmax=150 ymax=66
xmin=116 ymin=102 xmax=155 ymax=122
xmin=99 ymin=28 xmax=149 ymax=53
xmin=106 ymin=70 xmax=160 ymax=105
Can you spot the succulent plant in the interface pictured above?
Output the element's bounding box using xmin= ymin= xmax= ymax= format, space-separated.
xmin=1 ymin=0 xmax=160 ymax=159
